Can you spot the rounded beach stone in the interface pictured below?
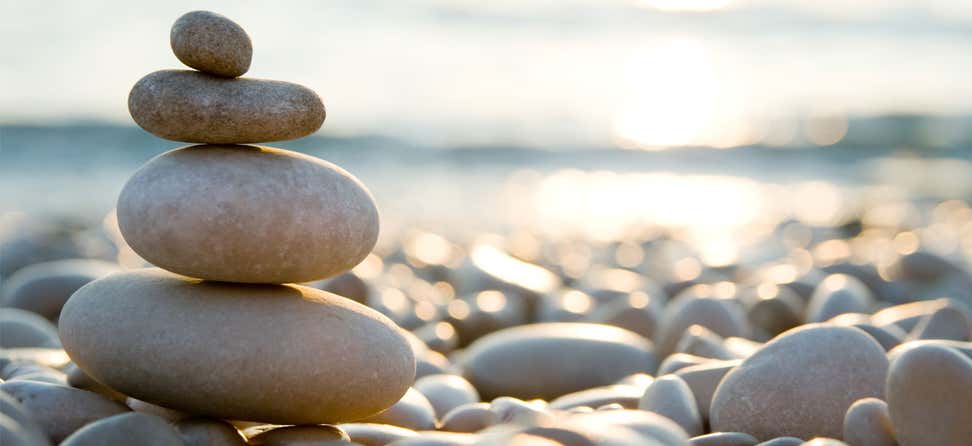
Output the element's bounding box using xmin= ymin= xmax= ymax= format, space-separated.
xmin=805 ymin=274 xmax=874 ymax=323
xmin=585 ymin=292 xmax=660 ymax=339
xmin=870 ymin=298 xmax=954 ymax=332
xmin=322 ymin=271 xmax=371 ymax=304
xmin=907 ymin=306 xmax=971 ymax=341
xmin=357 ymin=388 xmax=436 ymax=430
xmin=658 ymin=353 xmax=713 ymax=375
xmin=841 ymin=398 xmax=895 ymax=446
xmin=64 ymin=363 xmax=126 ymax=401
xmin=248 ymin=425 xmax=349 ymax=446
xmin=0 ymin=259 xmax=118 ymax=322
xmin=655 ymin=290 xmax=749 ymax=358
xmin=0 ymin=381 xmax=129 ymax=442
xmin=744 ymin=285 xmax=804 ymax=339
xmin=548 ymin=385 xmax=643 ymax=411
xmin=567 ymin=409 xmax=690 ymax=445
xmin=638 ymin=374 xmax=704 ymax=436
xmin=171 ymin=11 xmax=252 ymax=78
xmin=60 ymin=412 xmax=182 ymax=446
xmin=413 ymin=375 xmax=479 ymax=419
xmin=710 ymin=325 xmax=887 ymax=440
xmin=674 ymin=325 xmax=736 ymax=360
xmin=58 ymin=269 xmax=414 ymax=424
xmin=339 ymin=423 xmax=417 ymax=446
xmin=117 ymin=145 xmax=378 ymax=284
xmin=129 ymin=70 xmax=325 ymax=144
xmin=756 ymin=438 xmax=803 ymax=446
xmin=387 ymin=431 xmax=477 ymax=445
xmin=488 ymin=397 xmax=553 ymax=427
xmin=0 ymin=309 xmax=60 ymax=348
xmin=690 ymin=432 xmax=758 ymax=446
xmin=175 ymin=418 xmax=247 ymax=446
xmin=460 ymin=323 xmax=657 ymax=400
xmin=674 ymin=359 xmax=740 ymax=425
xmin=0 ymin=390 xmax=48 ymax=446
xmin=440 ymin=403 xmax=494 ymax=433
xmin=885 ymin=343 xmax=972 ymax=446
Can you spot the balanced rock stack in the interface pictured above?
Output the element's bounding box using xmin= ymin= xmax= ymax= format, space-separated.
xmin=58 ymin=10 xmax=414 ymax=425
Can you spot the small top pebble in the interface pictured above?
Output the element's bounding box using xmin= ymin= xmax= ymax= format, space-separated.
xmin=171 ymin=11 xmax=252 ymax=77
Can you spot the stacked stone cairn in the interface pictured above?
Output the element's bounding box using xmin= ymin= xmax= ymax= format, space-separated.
xmin=57 ymin=9 xmax=414 ymax=430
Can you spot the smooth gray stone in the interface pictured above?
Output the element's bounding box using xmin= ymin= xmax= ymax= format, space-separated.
xmin=117 ymin=145 xmax=378 ymax=284
xmin=129 ymin=70 xmax=325 ymax=144
xmin=639 ymin=374 xmax=704 ymax=436
xmin=841 ymin=398 xmax=895 ymax=446
xmin=0 ymin=309 xmax=60 ymax=348
xmin=171 ymin=10 xmax=252 ymax=77
xmin=175 ymin=418 xmax=247 ymax=446
xmin=0 ymin=259 xmax=118 ymax=322
xmin=0 ymin=381 xmax=129 ymax=442
xmin=59 ymin=412 xmax=183 ymax=446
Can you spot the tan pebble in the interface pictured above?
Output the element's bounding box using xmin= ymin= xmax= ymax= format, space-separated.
xmin=805 ymin=274 xmax=874 ymax=323
xmin=885 ymin=343 xmax=972 ymax=446
xmin=339 ymin=423 xmax=417 ymax=446
xmin=413 ymin=375 xmax=479 ymax=420
xmin=248 ymin=425 xmax=350 ymax=446
xmin=64 ymin=362 xmax=126 ymax=401
xmin=711 ymin=325 xmax=887 ymax=440
xmin=170 ymin=11 xmax=252 ymax=77
xmin=385 ymin=431 xmax=478 ymax=445
xmin=674 ymin=359 xmax=740 ymax=425
xmin=59 ymin=269 xmax=414 ymax=424
xmin=471 ymin=432 xmax=562 ymax=446
xmin=127 ymin=397 xmax=190 ymax=421
xmin=841 ymin=398 xmax=895 ymax=446
xmin=0 ymin=259 xmax=118 ymax=322
xmin=358 ymin=388 xmax=437 ymax=431
xmin=488 ymin=397 xmax=553 ymax=427
xmin=639 ymin=374 xmax=704 ymax=436
xmin=175 ymin=418 xmax=247 ymax=446
xmin=59 ymin=412 xmax=181 ymax=446
xmin=117 ymin=145 xmax=377 ymax=284
xmin=907 ymin=305 xmax=971 ymax=341
xmin=548 ymin=384 xmax=643 ymax=410
xmin=655 ymin=287 xmax=749 ymax=358
xmin=0 ymin=380 xmax=129 ymax=442
xmin=439 ymin=403 xmax=494 ymax=433
xmin=461 ymin=323 xmax=657 ymax=400
xmin=657 ymin=353 xmax=714 ymax=375
xmin=675 ymin=325 xmax=737 ymax=360
xmin=690 ymin=431 xmax=759 ymax=446
xmin=0 ymin=309 xmax=60 ymax=348
xmin=129 ymin=70 xmax=324 ymax=144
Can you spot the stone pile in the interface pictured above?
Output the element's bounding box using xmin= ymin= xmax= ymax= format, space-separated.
xmin=57 ymin=10 xmax=414 ymax=426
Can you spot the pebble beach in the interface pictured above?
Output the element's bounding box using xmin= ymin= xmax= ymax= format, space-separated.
xmin=3 ymin=6 xmax=972 ymax=446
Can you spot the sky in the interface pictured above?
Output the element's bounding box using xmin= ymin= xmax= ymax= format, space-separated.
xmin=2 ymin=0 xmax=972 ymax=148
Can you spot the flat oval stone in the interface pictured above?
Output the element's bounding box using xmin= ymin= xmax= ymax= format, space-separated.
xmin=117 ymin=145 xmax=378 ymax=284
xmin=357 ymin=388 xmax=436 ymax=430
xmin=176 ymin=418 xmax=247 ymax=446
xmin=639 ymin=375 xmax=704 ymax=437
xmin=547 ymin=385 xmax=643 ymax=411
xmin=339 ymin=423 xmax=417 ymax=446
xmin=58 ymin=269 xmax=414 ymax=424
xmin=710 ymin=325 xmax=887 ymax=440
xmin=129 ymin=70 xmax=325 ymax=144
xmin=690 ymin=432 xmax=758 ymax=446
xmin=60 ymin=412 xmax=183 ymax=446
xmin=805 ymin=274 xmax=874 ymax=323
xmin=655 ymin=290 xmax=749 ymax=358
xmin=460 ymin=323 xmax=657 ymax=400
xmin=0 ymin=390 xmax=49 ymax=446
xmin=439 ymin=403 xmax=494 ymax=433
xmin=0 ymin=259 xmax=119 ymax=322
xmin=413 ymin=375 xmax=479 ymax=420
xmin=0 ymin=381 xmax=130 ymax=442
xmin=674 ymin=359 xmax=740 ymax=425
xmin=566 ymin=410 xmax=690 ymax=445
xmin=841 ymin=398 xmax=895 ymax=446
xmin=171 ymin=11 xmax=252 ymax=77
xmin=248 ymin=425 xmax=348 ymax=446
xmin=885 ymin=343 xmax=972 ymax=446
xmin=0 ymin=309 xmax=60 ymax=348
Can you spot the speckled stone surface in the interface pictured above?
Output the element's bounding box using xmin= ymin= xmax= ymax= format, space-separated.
xmin=58 ymin=269 xmax=415 ymax=424
xmin=710 ymin=325 xmax=887 ymax=440
xmin=117 ymin=145 xmax=378 ymax=284
xmin=885 ymin=343 xmax=972 ymax=446
xmin=460 ymin=323 xmax=657 ymax=400
xmin=129 ymin=70 xmax=325 ymax=144
xmin=171 ymin=11 xmax=252 ymax=78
